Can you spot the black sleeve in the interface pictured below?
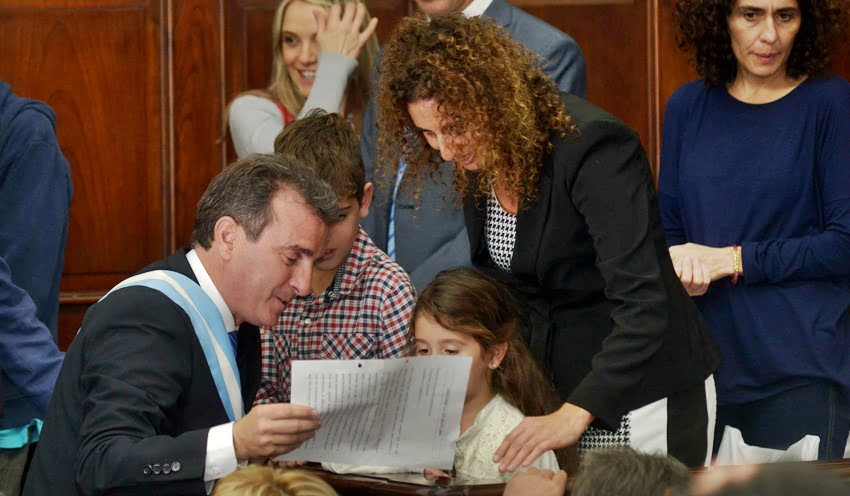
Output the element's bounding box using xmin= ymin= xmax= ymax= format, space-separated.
xmin=74 ymin=288 xmax=210 ymax=495
xmin=563 ymin=120 xmax=669 ymax=428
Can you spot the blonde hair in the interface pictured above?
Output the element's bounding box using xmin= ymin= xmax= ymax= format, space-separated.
xmin=239 ymin=0 xmax=378 ymax=133
xmin=212 ymin=466 xmax=339 ymax=496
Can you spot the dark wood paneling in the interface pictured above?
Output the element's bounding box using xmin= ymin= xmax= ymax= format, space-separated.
xmin=0 ymin=0 xmax=165 ymax=346
xmin=515 ymin=1 xmax=654 ymax=167
xmin=172 ymin=0 xmax=227 ymax=249
xmin=367 ymin=0 xmax=413 ymax=44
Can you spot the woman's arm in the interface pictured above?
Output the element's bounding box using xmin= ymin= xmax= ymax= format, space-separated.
xmin=740 ymin=93 xmax=850 ymax=284
xmin=494 ymin=119 xmax=671 ymax=472
xmin=674 ymin=85 xmax=850 ymax=286
xmin=228 ymin=95 xmax=283 ymax=158
xmin=565 ymin=119 xmax=669 ymax=427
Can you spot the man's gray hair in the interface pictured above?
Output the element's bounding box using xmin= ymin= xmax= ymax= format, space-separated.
xmin=191 ymin=153 xmax=339 ymax=249
xmin=571 ymin=446 xmax=692 ymax=496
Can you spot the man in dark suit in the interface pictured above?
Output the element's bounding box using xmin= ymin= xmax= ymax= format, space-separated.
xmin=361 ymin=0 xmax=586 ymax=291
xmin=24 ymin=154 xmax=339 ymax=495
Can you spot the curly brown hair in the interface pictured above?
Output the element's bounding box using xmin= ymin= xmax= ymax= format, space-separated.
xmin=376 ymin=14 xmax=574 ymax=206
xmin=675 ymin=0 xmax=849 ymax=86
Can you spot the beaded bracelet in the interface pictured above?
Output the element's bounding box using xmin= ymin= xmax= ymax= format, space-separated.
xmin=731 ymin=244 xmax=741 ymax=286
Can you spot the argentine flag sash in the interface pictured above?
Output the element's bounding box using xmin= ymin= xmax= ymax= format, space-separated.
xmin=94 ymin=270 xmax=244 ymax=422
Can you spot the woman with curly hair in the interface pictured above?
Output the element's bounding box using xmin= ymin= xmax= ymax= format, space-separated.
xmin=659 ymin=0 xmax=850 ymax=458
xmin=228 ymin=0 xmax=378 ymax=158
xmin=376 ymin=14 xmax=720 ymax=469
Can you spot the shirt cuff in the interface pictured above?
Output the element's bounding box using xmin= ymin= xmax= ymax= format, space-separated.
xmin=204 ymin=422 xmax=239 ymax=493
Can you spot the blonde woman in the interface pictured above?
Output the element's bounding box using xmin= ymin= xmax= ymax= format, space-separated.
xmin=228 ymin=0 xmax=378 ymax=157
xmin=213 ymin=466 xmax=338 ymax=496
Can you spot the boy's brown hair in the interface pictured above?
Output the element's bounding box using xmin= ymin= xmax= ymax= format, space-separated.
xmin=273 ymin=110 xmax=365 ymax=204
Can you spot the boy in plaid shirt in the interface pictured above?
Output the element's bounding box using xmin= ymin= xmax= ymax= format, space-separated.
xmin=254 ymin=110 xmax=416 ymax=404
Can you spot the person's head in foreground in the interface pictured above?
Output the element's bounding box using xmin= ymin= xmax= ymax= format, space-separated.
xmin=274 ymin=109 xmax=372 ymax=280
xmin=570 ymin=446 xmax=691 ymax=496
xmin=696 ymin=462 xmax=849 ymax=496
xmin=268 ymin=0 xmax=378 ymax=125
xmin=411 ymin=267 xmax=559 ymax=417
xmin=376 ymin=14 xmax=574 ymax=205
xmin=675 ymin=0 xmax=848 ymax=87
xmin=503 ymin=467 xmax=568 ymax=496
xmin=191 ymin=153 xmax=339 ymax=327
xmin=212 ymin=465 xmax=339 ymax=496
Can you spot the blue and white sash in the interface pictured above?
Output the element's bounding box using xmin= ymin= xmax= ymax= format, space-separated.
xmin=95 ymin=270 xmax=244 ymax=422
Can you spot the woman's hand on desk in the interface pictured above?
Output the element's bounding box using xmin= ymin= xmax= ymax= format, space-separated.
xmin=494 ymin=402 xmax=593 ymax=473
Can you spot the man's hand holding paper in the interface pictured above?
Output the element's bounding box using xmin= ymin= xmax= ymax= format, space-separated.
xmin=275 ymin=356 xmax=471 ymax=470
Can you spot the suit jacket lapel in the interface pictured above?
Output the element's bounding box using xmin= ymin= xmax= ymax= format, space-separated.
xmin=464 ymin=174 xmax=488 ymax=264
xmin=512 ymin=156 xmax=554 ymax=280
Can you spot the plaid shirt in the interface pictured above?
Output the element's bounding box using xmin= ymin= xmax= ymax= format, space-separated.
xmin=255 ymin=229 xmax=416 ymax=404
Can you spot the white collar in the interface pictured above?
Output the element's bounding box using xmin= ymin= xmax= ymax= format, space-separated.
xmin=462 ymin=0 xmax=494 ymax=17
xmin=186 ymin=249 xmax=237 ymax=332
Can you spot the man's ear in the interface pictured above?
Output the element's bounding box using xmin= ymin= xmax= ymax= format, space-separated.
xmin=213 ymin=216 xmax=239 ymax=260
xmin=359 ymin=182 xmax=374 ymax=218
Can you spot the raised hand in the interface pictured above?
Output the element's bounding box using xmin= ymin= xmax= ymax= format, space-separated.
xmin=314 ymin=2 xmax=378 ymax=60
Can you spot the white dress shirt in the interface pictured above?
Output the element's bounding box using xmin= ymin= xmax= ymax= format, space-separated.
xmin=186 ymin=249 xmax=242 ymax=493
xmin=462 ymin=0 xmax=494 ymax=17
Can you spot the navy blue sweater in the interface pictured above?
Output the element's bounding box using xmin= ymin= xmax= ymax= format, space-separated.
xmin=0 ymin=256 xmax=63 ymax=429
xmin=0 ymin=81 xmax=71 ymax=429
xmin=658 ymin=76 xmax=850 ymax=405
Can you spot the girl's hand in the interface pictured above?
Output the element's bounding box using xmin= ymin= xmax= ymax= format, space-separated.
xmin=672 ymin=254 xmax=711 ymax=296
xmin=423 ymin=468 xmax=451 ymax=480
xmin=493 ymin=403 xmax=593 ymax=473
xmin=314 ymin=2 xmax=378 ymax=60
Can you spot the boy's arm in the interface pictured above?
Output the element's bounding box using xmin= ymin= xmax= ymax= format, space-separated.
xmin=377 ymin=274 xmax=416 ymax=358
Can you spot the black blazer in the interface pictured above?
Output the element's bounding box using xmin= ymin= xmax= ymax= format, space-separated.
xmin=465 ymin=94 xmax=720 ymax=429
xmin=24 ymin=249 xmax=260 ymax=496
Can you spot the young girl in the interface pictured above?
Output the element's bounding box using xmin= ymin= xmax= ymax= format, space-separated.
xmin=325 ymin=267 xmax=568 ymax=480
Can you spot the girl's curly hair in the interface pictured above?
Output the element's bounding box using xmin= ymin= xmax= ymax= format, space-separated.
xmin=376 ymin=14 xmax=575 ymax=206
xmin=675 ymin=0 xmax=849 ymax=86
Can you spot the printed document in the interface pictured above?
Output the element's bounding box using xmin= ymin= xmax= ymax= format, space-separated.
xmin=274 ymin=356 xmax=471 ymax=468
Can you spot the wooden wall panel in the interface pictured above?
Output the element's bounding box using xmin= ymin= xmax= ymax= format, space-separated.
xmin=515 ymin=0 xmax=655 ymax=169
xmin=172 ymin=0 xmax=227 ymax=249
xmin=0 ymin=0 xmax=165 ymax=342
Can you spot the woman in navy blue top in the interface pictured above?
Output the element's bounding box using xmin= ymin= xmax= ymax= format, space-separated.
xmin=660 ymin=0 xmax=850 ymax=459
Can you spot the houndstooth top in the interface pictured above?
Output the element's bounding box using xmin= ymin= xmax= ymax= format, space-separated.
xmin=485 ymin=191 xmax=517 ymax=272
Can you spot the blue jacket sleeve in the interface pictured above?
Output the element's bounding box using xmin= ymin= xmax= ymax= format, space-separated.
xmin=742 ymin=86 xmax=850 ymax=285
xmin=658 ymin=89 xmax=687 ymax=247
xmin=0 ymin=110 xmax=72 ymax=335
xmin=0 ymin=256 xmax=63 ymax=417
xmin=541 ymin=34 xmax=587 ymax=98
